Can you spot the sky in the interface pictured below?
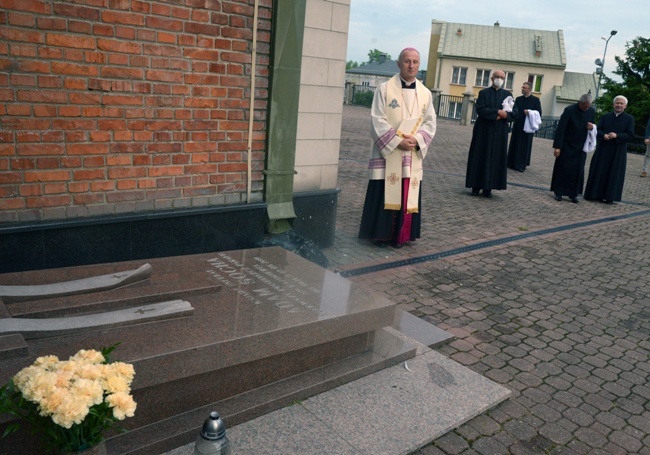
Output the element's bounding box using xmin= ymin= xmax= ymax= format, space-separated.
xmin=346 ymin=0 xmax=649 ymax=78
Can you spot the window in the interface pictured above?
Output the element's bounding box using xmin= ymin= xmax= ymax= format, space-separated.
xmin=451 ymin=67 xmax=467 ymax=85
xmin=505 ymin=72 xmax=515 ymax=90
xmin=475 ymin=69 xmax=491 ymax=87
xmin=528 ymin=74 xmax=543 ymax=92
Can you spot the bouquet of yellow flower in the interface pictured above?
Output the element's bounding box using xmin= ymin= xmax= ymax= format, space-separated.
xmin=0 ymin=344 xmax=136 ymax=453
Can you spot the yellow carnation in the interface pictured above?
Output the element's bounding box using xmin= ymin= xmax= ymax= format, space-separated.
xmin=109 ymin=362 xmax=135 ymax=382
xmin=72 ymin=349 xmax=105 ymax=365
xmin=51 ymin=395 xmax=90 ymax=429
xmin=71 ymin=378 xmax=104 ymax=407
xmin=103 ymin=374 xmax=130 ymax=394
xmin=106 ymin=392 xmax=137 ymax=420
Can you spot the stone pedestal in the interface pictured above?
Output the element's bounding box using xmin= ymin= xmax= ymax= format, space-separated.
xmin=0 ymin=247 xmax=414 ymax=454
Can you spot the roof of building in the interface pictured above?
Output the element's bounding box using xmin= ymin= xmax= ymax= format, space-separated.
xmin=346 ymin=59 xmax=426 ymax=80
xmin=434 ymin=20 xmax=566 ymax=68
xmin=555 ymin=71 xmax=599 ymax=102
xmin=347 ymin=59 xmax=399 ymax=77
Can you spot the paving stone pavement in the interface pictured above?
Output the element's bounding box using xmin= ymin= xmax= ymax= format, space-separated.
xmin=323 ymin=105 xmax=650 ymax=454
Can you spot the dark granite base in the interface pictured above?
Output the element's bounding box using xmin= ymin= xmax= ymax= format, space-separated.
xmin=109 ymin=328 xmax=414 ymax=455
xmin=0 ymin=247 xmax=411 ymax=455
xmin=292 ymin=189 xmax=338 ymax=248
xmin=0 ymin=204 xmax=267 ymax=274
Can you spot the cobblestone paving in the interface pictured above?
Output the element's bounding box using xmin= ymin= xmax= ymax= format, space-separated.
xmin=325 ymin=105 xmax=650 ymax=454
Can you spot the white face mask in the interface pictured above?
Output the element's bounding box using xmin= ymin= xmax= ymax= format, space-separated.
xmin=493 ymin=78 xmax=504 ymax=88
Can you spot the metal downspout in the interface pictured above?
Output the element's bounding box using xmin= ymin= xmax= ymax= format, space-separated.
xmin=246 ymin=0 xmax=259 ymax=202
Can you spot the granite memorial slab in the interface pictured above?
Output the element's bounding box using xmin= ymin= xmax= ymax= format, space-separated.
xmin=0 ymin=247 xmax=414 ymax=454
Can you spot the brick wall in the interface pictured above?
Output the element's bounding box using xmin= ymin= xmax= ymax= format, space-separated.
xmin=0 ymin=0 xmax=270 ymax=223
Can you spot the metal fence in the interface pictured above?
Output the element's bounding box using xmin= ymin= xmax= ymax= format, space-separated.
xmin=534 ymin=119 xmax=558 ymax=140
xmin=436 ymin=94 xmax=464 ymax=120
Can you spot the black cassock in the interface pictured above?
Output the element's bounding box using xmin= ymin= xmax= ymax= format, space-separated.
xmin=507 ymin=95 xmax=542 ymax=171
xmin=550 ymin=103 xmax=595 ymax=198
xmin=584 ymin=112 xmax=635 ymax=202
xmin=465 ymin=86 xmax=517 ymax=191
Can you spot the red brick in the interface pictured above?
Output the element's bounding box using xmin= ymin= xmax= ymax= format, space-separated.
xmin=0 ymin=172 xmax=21 ymax=184
xmin=26 ymin=195 xmax=72 ymax=208
xmin=46 ymin=33 xmax=96 ymax=49
xmin=59 ymin=106 xmax=82 ymax=117
xmin=73 ymin=169 xmax=106 ymax=180
xmin=90 ymin=131 xmax=111 ymax=142
xmin=8 ymin=12 xmax=35 ymax=27
xmin=93 ymin=24 xmax=114 ymax=36
xmin=102 ymin=10 xmax=145 ymax=26
xmin=146 ymin=16 xmax=183 ymax=31
xmin=113 ymin=131 xmax=133 ymax=142
xmin=44 ymin=182 xmax=67 ymax=194
xmin=36 ymin=157 xmax=59 ymax=169
xmin=51 ymin=119 xmax=96 ymax=130
xmin=102 ymin=94 xmax=143 ymax=105
xmin=106 ymin=190 xmax=145 ymax=202
xmin=17 ymin=144 xmax=64 ymax=156
xmin=68 ymin=182 xmax=90 ymax=193
xmin=145 ymin=69 xmax=183 ymax=83
xmin=67 ymin=143 xmax=109 ymax=155
xmin=82 ymin=156 xmax=105 ymax=167
xmin=0 ymin=186 xmax=18 ymax=197
xmin=65 ymin=131 xmax=87 ymax=142
xmin=106 ymin=155 xmax=132 ymax=166
xmin=53 ymin=4 xmax=100 ymax=20
xmin=17 ymin=60 xmax=49 ymax=74
xmin=68 ymin=21 xmax=92 ymax=35
xmin=51 ymin=62 xmax=98 ymax=77
xmin=133 ymin=155 xmax=151 ymax=166
xmin=65 ymin=79 xmax=88 ymax=90
xmin=0 ymin=198 xmax=26 ymax=210
xmin=61 ymin=157 xmax=83 ymax=168
xmin=90 ymin=181 xmax=115 ymax=192
xmin=6 ymin=104 xmax=31 ymax=116
xmin=108 ymin=167 xmax=146 ymax=179
xmin=132 ymin=1 xmax=150 ymax=13
xmin=24 ymin=170 xmax=69 ymax=182
xmin=10 ymin=158 xmax=35 ymax=170
xmin=74 ymin=193 xmax=105 ymax=204
xmin=38 ymin=17 xmax=67 ymax=31
xmin=97 ymin=38 xmax=141 ymax=54
xmin=16 ymin=132 xmax=40 ymax=142
xmin=184 ymin=22 xmax=220 ymax=36
xmin=115 ymin=26 xmax=136 ymax=40
xmin=38 ymin=75 xmax=63 ymax=88
xmin=42 ymin=131 xmax=64 ymax=142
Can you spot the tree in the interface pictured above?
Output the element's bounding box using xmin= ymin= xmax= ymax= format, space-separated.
xmin=367 ymin=49 xmax=391 ymax=64
xmin=596 ymin=36 xmax=650 ymax=136
xmin=346 ymin=60 xmax=359 ymax=70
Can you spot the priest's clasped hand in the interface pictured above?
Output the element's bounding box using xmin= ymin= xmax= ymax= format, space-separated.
xmin=398 ymin=134 xmax=418 ymax=150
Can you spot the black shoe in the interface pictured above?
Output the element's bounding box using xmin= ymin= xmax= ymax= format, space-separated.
xmin=483 ymin=190 xmax=492 ymax=198
xmin=391 ymin=242 xmax=403 ymax=249
xmin=470 ymin=188 xmax=479 ymax=196
xmin=605 ymin=200 xmax=613 ymax=204
xmin=554 ymin=194 xmax=562 ymax=201
xmin=374 ymin=240 xmax=389 ymax=247
xmin=517 ymin=168 xmax=524 ymax=172
xmin=570 ymin=197 xmax=578 ymax=203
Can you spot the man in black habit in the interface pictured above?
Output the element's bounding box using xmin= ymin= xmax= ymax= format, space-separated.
xmin=584 ymin=95 xmax=634 ymax=204
xmin=507 ymin=81 xmax=542 ymax=172
xmin=550 ymin=93 xmax=595 ymax=203
xmin=465 ymin=69 xmax=517 ymax=198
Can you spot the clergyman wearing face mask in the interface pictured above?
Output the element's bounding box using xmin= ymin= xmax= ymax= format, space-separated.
xmin=465 ymin=70 xmax=518 ymax=198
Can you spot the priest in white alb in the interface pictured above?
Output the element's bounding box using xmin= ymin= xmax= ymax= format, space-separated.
xmin=358 ymin=48 xmax=437 ymax=248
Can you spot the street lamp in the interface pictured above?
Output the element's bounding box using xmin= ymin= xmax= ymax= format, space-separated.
xmin=594 ymin=30 xmax=617 ymax=101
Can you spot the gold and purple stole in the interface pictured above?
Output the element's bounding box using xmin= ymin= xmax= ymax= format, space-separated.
xmin=384 ymin=75 xmax=428 ymax=213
